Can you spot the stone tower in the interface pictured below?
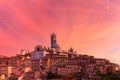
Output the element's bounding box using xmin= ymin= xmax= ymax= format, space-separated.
xmin=51 ymin=33 xmax=59 ymax=49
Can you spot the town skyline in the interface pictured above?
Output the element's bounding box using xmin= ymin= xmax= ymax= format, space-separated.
xmin=0 ymin=33 xmax=119 ymax=80
xmin=0 ymin=33 xmax=119 ymax=65
xmin=0 ymin=0 xmax=120 ymax=65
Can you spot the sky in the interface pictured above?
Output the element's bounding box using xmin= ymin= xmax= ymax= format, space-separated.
xmin=0 ymin=0 xmax=120 ymax=64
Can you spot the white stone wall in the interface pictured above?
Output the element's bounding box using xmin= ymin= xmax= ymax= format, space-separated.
xmin=31 ymin=51 xmax=44 ymax=60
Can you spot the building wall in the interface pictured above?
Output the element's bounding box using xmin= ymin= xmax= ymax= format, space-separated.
xmin=31 ymin=51 xmax=44 ymax=60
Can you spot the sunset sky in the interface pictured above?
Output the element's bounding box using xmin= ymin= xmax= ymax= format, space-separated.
xmin=0 ymin=0 xmax=120 ymax=64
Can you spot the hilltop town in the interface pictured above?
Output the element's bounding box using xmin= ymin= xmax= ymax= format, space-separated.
xmin=0 ymin=33 xmax=119 ymax=80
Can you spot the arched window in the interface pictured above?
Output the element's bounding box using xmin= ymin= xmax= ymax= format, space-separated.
xmin=37 ymin=48 xmax=40 ymax=51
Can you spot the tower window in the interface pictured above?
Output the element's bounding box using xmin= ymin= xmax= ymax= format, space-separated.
xmin=37 ymin=48 xmax=40 ymax=51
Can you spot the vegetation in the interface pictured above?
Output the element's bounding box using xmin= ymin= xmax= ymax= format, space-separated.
xmin=9 ymin=77 xmax=18 ymax=80
xmin=97 ymin=71 xmax=120 ymax=80
xmin=47 ymin=71 xmax=120 ymax=80
xmin=61 ymin=72 xmax=86 ymax=80
xmin=47 ymin=72 xmax=62 ymax=79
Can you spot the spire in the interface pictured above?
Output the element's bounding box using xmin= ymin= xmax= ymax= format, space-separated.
xmin=52 ymin=32 xmax=55 ymax=36
xmin=69 ymin=47 xmax=74 ymax=53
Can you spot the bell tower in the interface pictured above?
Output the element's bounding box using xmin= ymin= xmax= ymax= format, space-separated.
xmin=51 ymin=33 xmax=57 ymax=48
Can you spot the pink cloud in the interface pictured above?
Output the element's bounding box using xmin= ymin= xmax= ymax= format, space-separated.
xmin=0 ymin=0 xmax=120 ymax=64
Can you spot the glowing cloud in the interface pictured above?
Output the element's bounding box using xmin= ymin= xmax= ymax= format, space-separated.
xmin=0 ymin=0 xmax=120 ymax=64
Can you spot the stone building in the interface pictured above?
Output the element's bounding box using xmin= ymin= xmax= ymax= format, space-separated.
xmin=0 ymin=62 xmax=9 ymax=80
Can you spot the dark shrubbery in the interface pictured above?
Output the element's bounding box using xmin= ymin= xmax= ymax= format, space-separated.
xmin=47 ymin=72 xmax=62 ymax=79
xmin=98 ymin=71 xmax=120 ymax=80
